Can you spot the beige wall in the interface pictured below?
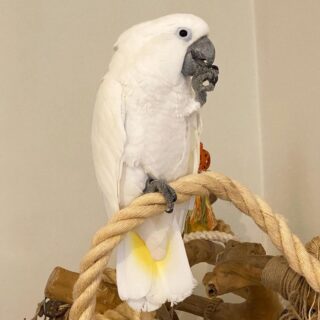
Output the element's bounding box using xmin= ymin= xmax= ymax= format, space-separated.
xmin=3 ymin=1 xmax=309 ymax=319
xmin=254 ymin=0 xmax=320 ymax=247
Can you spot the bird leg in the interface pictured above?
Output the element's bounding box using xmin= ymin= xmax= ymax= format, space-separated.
xmin=143 ymin=176 xmax=177 ymax=213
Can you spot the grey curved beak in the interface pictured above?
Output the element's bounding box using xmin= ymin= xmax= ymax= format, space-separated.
xmin=182 ymin=36 xmax=216 ymax=76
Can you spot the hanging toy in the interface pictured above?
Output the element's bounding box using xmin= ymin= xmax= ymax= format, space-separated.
xmin=184 ymin=143 xmax=218 ymax=233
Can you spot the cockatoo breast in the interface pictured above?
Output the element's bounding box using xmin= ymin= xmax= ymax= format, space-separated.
xmin=122 ymin=73 xmax=200 ymax=181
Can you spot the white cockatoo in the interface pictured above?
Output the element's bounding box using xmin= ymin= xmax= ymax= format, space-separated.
xmin=92 ymin=14 xmax=218 ymax=312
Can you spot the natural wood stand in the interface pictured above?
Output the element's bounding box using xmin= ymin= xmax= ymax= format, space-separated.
xmin=29 ymin=171 xmax=320 ymax=320
xmin=32 ymin=236 xmax=320 ymax=320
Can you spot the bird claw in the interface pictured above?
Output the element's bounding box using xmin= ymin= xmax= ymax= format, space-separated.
xmin=143 ymin=176 xmax=177 ymax=213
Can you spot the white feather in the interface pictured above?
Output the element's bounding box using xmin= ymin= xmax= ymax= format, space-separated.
xmin=91 ymin=75 xmax=126 ymax=217
xmin=92 ymin=13 xmax=209 ymax=311
xmin=117 ymin=204 xmax=196 ymax=312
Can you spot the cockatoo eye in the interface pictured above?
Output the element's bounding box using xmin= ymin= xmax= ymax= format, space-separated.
xmin=176 ymin=27 xmax=192 ymax=41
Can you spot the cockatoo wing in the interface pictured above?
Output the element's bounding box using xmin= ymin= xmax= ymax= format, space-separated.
xmin=92 ymin=74 xmax=126 ymax=217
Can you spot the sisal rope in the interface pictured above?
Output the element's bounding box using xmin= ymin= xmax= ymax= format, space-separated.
xmin=69 ymin=171 xmax=320 ymax=320
xmin=183 ymin=230 xmax=235 ymax=244
xmin=262 ymin=236 xmax=320 ymax=319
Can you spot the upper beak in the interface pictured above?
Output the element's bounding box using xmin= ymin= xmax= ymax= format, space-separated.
xmin=182 ymin=36 xmax=215 ymax=76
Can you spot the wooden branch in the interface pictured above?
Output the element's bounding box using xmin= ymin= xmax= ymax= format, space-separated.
xmin=185 ymin=239 xmax=224 ymax=266
xmin=156 ymin=305 xmax=179 ymax=320
xmin=44 ymin=267 xmax=122 ymax=314
xmin=42 ymin=240 xmax=282 ymax=320
xmin=156 ymin=305 xmax=173 ymax=320
xmin=174 ymin=294 xmax=217 ymax=317
xmin=44 ymin=239 xmax=316 ymax=320
xmin=45 ymin=267 xmax=77 ymax=304
xmin=40 ymin=239 xmax=222 ymax=319
xmin=202 ymin=241 xmax=283 ymax=320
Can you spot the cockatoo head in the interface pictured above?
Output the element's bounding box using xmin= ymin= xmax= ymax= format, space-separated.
xmin=109 ymin=14 xmax=218 ymax=103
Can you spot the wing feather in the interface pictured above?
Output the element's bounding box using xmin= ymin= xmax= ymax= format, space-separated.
xmin=91 ymin=74 xmax=126 ymax=217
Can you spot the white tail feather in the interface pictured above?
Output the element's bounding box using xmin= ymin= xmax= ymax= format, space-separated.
xmin=116 ymin=203 xmax=195 ymax=312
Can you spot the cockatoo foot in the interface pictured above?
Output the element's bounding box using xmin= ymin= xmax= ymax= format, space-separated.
xmin=143 ymin=176 xmax=177 ymax=213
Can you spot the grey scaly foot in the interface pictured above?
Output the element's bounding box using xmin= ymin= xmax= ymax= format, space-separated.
xmin=143 ymin=176 xmax=177 ymax=213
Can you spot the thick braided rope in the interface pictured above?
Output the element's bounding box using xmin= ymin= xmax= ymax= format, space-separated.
xmin=69 ymin=171 xmax=320 ymax=320
xmin=183 ymin=230 xmax=235 ymax=244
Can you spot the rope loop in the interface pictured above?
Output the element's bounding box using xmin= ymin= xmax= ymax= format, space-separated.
xmin=69 ymin=171 xmax=320 ymax=320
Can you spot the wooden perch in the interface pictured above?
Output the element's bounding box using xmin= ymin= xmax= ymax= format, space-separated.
xmin=185 ymin=238 xmax=224 ymax=267
xmin=174 ymin=294 xmax=222 ymax=318
xmin=202 ymin=240 xmax=283 ymax=320
xmin=45 ymin=267 xmax=122 ymax=314
xmin=37 ymin=237 xmax=319 ymax=320
xmin=201 ymin=240 xmax=320 ymax=319
xmin=40 ymin=239 xmax=224 ymax=319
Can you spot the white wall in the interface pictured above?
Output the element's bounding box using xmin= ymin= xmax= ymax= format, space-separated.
xmin=0 ymin=1 xmax=267 ymax=319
